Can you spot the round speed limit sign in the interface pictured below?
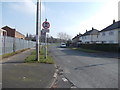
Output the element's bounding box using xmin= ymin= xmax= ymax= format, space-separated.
xmin=42 ymin=21 xmax=50 ymax=29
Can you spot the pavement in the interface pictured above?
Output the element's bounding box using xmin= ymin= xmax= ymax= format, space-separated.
xmin=1 ymin=48 xmax=55 ymax=88
xmin=49 ymin=45 xmax=118 ymax=88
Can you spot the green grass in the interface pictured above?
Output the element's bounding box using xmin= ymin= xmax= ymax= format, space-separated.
xmin=39 ymin=55 xmax=54 ymax=64
xmin=25 ymin=47 xmax=54 ymax=64
xmin=25 ymin=55 xmax=36 ymax=62
xmin=1 ymin=48 xmax=30 ymax=59
xmin=71 ymin=48 xmax=102 ymax=53
xmin=31 ymin=48 xmax=45 ymax=55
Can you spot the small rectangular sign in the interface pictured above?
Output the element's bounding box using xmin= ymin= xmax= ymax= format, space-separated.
xmin=42 ymin=29 xmax=50 ymax=33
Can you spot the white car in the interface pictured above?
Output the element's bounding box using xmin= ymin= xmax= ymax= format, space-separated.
xmin=60 ymin=43 xmax=66 ymax=48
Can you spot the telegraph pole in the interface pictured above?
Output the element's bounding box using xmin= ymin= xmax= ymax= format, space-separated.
xmin=36 ymin=0 xmax=41 ymax=61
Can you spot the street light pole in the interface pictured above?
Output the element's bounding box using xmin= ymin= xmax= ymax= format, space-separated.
xmin=36 ymin=0 xmax=41 ymax=61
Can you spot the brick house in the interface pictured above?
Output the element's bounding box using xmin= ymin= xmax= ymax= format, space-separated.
xmin=2 ymin=26 xmax=25 ymax=39
xmin=0 ymin=28 xmax=7 ymax=36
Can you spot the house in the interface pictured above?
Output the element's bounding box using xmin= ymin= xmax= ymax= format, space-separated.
xmin=0 ymin=28 xmax=7 ymax=36
xmin=2 ymin=26 xmax=25 ymax=39
xmin=79 ymin=27 xmax=99 ymax=44
xmin=99 ymin=20 xmax=120 ymax=44
xmin=72 ymin=33 xmax=82 ymax=46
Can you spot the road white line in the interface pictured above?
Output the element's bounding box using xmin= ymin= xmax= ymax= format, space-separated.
xmin=53 ymin=73 xmax=57 ymax=78
xmin=71 ymin=86 xmax=77 ymax=88
xmin=62 ymin=77 xmax=68 ymax=82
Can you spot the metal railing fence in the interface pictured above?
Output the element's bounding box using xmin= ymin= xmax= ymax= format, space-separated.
xmin=0 ymin=36 xmax=35 ymax=55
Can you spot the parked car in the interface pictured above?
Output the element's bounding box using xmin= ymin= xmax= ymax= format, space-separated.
xmin=60 ymin=43 xmax=66 ymax=48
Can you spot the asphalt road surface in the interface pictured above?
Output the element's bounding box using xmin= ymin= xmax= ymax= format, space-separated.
xmin=2 ymin=49 xmax=55 ymax=88
xmin=49 ymin=45 xmax=118 ymax=88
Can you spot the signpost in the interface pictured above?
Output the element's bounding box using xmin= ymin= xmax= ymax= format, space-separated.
xmin=42 ymin=19 xmax=50 ymax=59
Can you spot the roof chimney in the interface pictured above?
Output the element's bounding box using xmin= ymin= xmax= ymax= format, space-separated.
xmin=86 ymin=30 xmax=87 ymax=32
xmin=113 ymin=20 xmax=115 ymax=24
xmin=92 ymin=27 xmax=94 ymax=30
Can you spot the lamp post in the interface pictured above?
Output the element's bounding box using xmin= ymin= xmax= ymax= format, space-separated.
xmin=36 ymin=0 xmax=41 ymax=61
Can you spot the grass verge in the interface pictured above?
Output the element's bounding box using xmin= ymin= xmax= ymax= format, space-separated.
xmin=1 ymin=48 xmax=30 ymax=59
xmin=71 ymin=47 xmax=102 ymax=53
xmin=25 ymin=47 xmax=54 ymax=64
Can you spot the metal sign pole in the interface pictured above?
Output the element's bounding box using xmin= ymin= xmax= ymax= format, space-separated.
xmin=46 ymin=33 xmax=47 ymax=58
xmin=44 ymin=33 xmax=47 ymax=59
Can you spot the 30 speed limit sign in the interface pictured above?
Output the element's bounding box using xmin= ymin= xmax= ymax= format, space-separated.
xmin=42 ymin=21 xmax=50 ymax=29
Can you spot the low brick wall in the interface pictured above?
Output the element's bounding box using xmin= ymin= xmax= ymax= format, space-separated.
xmin=78 ymin=44 xmax=119 ymax=52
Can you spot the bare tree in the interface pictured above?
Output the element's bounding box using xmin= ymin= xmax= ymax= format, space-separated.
xmin=57 ymin=32 xmax=71 ymax=43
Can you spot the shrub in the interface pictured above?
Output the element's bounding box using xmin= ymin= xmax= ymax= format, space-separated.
xmin=78 ymin=44 xmax=119 ymax=52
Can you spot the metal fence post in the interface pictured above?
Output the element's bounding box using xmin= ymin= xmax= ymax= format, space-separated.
xmin=13 ymin=37 xmax=16 ymax=52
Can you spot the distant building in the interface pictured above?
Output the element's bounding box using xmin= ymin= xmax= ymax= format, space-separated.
xmin=72 ymin=33 xmax=82 ymax=46
xmin=79 ymin=27 xmax=99 ymax=44
xmin=99 ymin=20 xmax=120 ymax=44
xmin=2 ymin=26 xmax=25 ymax=39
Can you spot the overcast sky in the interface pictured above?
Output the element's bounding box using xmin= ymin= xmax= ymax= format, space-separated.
xmin=1 ymin=0 xmax=119 ymax=38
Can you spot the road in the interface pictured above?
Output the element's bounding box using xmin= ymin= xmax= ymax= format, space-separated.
xmin=49 ymin=45 xmax=118 ymax=88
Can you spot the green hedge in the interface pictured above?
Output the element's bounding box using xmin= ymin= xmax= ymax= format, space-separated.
xmin=78 ymin=44 xmax=119 ymax=52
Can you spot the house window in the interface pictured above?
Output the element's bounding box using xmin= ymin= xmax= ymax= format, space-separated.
xmin=97 ymin=35 xmax=99 ymax=38
xmin=102 ymin=41 xmax=106 ymax=43
xmin=109 ymin=31 xmax=114 ymax=35
xmin=85 ymin=42 xmax=89 ymax=44
xmin=102 ymin=32 xmax=105 ymax=36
